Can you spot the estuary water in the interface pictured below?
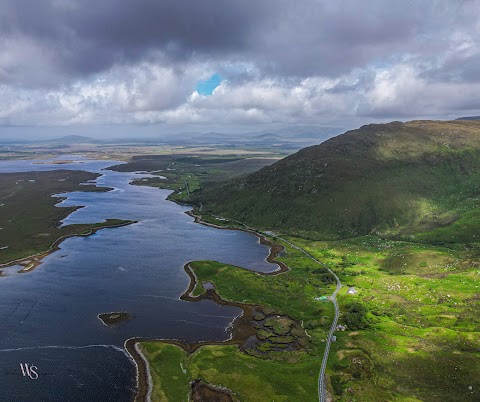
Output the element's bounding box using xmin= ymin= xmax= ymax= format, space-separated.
xmin=0 ymin=156 xmax=275 ymax=401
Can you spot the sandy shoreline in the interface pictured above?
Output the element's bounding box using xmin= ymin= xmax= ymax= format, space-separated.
xmin=125 ymin=338 xmax=152 ymax=402
xmin=125 ymin=207 xmax=290 ymax=402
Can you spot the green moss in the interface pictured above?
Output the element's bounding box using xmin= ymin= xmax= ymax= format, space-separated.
xmin=269 ymin=335 xmax=295 ymax=344
xmin=264 ymin=317 xmax=294 ymax=335
xmin=256 ymin=329 xmax=274 ymax=340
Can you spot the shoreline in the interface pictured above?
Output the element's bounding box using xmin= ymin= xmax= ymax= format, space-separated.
xmin=0 ymin=220 xmax=136 ymax=272
xmin=98 ymin=311 xmax=132 ymax=326
xmin=126 ymin=208 xmax=291 ymax=402
xmin=185 ymin=210 xmax=289 ymax=275
xmin=0 ymin=169 xmax=131 ymax=272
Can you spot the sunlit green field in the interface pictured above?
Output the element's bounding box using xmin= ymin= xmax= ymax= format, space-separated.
xmin=141 ymin=342 xmax=320 ymax=402
xmin=140 ymin=240 xmax=335 ymax=401
xmin=290 ymin=236 xmax=480 ymax=401
xmin=142 ymin=233 xmax=480 ymax=401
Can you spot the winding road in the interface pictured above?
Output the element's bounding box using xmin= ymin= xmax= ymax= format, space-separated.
xmin=204 ymin=215 xmax=342 ymax=402
xmin=271 ymin=235 xmax=342 ymax=402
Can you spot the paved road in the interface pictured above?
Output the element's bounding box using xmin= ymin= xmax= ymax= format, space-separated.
xmin=204 ymin=216 xmax=342 ymax=402
xmin=271 ymin=236 xmax=342 ymax=402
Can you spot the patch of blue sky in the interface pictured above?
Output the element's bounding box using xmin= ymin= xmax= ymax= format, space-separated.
xmin=195 ymin=73 xmax=222 ymax=95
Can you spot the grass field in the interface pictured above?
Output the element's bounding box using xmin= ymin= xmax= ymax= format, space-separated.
xmin=0 ymin=170 xmax=133 ymax=264
xmin=287 ymin=235 xmax=480 ymax=401
xmin=141 ymin=342 xmax=320 ymax=402
xmin=139 ymin=235 xmax=339 ymax=401
xmin=141 ymin=227 xmax=479 ymax=401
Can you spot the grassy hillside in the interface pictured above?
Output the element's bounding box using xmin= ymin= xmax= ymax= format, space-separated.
xmin=195 ymin=120 xmax=480 ymax=242
xmin=109 ymin=153 xmax=280 ymax=203
xmin=138 ymin=120 xmax=480 ymax=401
xmin=141 ymin=237 xmax=480 ymax=401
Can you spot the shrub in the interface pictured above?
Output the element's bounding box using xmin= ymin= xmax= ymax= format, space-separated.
xmin=344 ymin=302 xmax=370 ymax=330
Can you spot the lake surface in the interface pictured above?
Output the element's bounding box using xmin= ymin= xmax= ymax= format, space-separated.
xmin=0 ymin=156 xmax=276 ymax=401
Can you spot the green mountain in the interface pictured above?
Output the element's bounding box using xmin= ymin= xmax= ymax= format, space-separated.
xmin=194 ymin=120 xmax=480 ymax=243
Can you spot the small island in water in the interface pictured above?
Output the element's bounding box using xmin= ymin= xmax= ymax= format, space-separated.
xmin=98 ymin=312 xmax=132 ymax=326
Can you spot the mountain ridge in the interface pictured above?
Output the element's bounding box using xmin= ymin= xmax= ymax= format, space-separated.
xmin=194 ymin=120 xmax=480 ymax=243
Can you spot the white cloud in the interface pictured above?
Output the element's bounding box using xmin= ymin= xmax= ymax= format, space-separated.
xmin=3 ymin=8 xmax=480 ymax=133
xmin=1 ymin=0 xmax=480 ymax=136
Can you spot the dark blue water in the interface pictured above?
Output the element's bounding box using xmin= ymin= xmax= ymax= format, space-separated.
xmin=0 ymin=155 xmax=275 ymax=401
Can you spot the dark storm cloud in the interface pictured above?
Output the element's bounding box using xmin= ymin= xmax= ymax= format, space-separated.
xmin=0 ymin=0 xmax=479 ymax=131
xmin=0 ymin=0 xmax=276 ymax=84
xmin=426 ymin=52 xmax=480 ymax=84
xmin=1 ymin=0 xmax=466 ymax=86
xmin=251 ymin=0 xmax=428 ymax=77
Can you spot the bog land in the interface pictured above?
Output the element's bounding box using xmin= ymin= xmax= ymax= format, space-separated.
xmin=0 ymin=170 xmax=133 ymax=266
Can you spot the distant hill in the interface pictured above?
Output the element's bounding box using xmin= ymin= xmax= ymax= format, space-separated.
xmin=186 ymin=127 xmax=344 ymax=145
xmin=183 ymin=131 xmax=323 ymax=151
xmin=456 ymin=116 xmax=480 ymax=120
xmin=47 ymin=135 xmax=96 ymax=143
xmin=198 ymin=132 xmax=227 ymax=139
xmin=195 ymin=120 xmax=480 ymax=243
xmin=251 ymin=133 xmax=285 ymax=141
xmin=266 ymin=125 xmax=344 ymax=138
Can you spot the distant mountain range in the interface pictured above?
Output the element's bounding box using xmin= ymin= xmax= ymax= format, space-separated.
xmin=195 ymin=120 xmax=480 ymax=243
xmin=175 ymin=127 xmax=345 ymax=150
xmin=0 ymin=126 xmax=345 ymax=147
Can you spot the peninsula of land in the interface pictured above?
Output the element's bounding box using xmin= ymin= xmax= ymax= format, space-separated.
xmin=0 ymin=170 xmax=135 ymax=269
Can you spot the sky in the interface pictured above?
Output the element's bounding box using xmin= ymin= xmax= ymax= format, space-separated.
xmin=1 ymin=0 xmax=479 ymax=138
